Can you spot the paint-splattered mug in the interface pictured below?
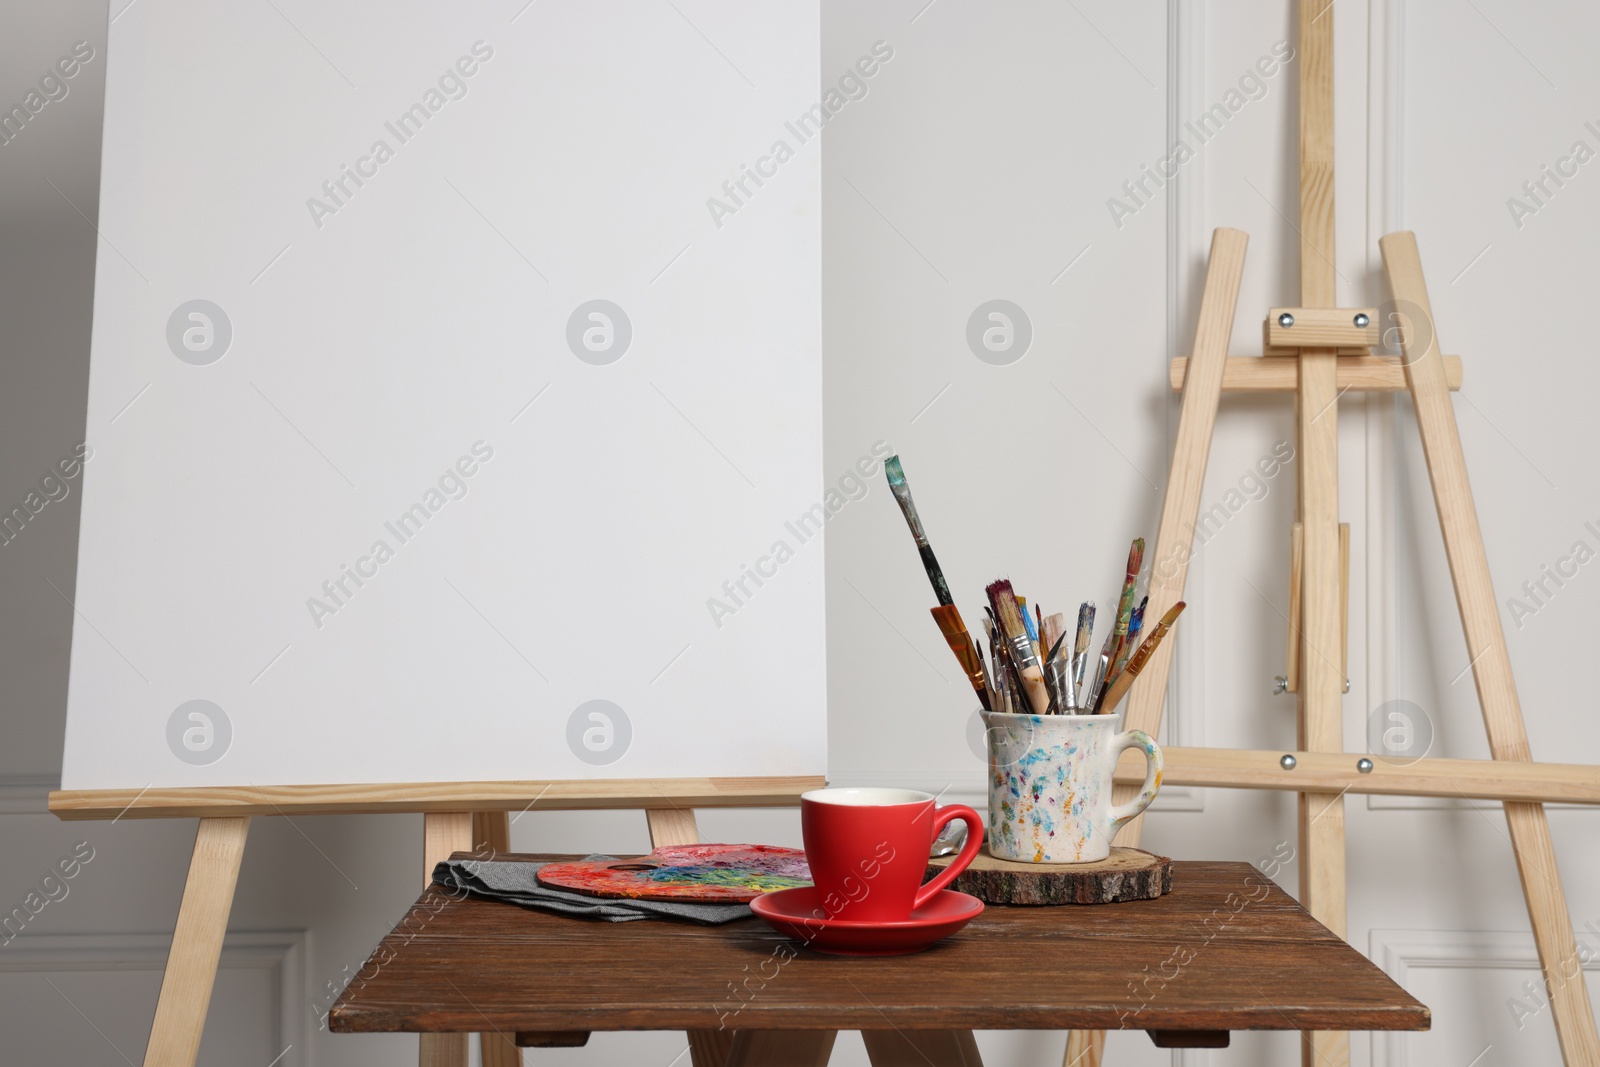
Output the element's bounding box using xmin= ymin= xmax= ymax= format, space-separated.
xmin=982 ymin=712 xmax=1163 ymax=863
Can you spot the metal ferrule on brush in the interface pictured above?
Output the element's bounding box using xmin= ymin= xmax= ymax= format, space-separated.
xmin=884 ymin=461 xmax=930 ymax=546
xmin=1006 ymin=632 xmax=1043 ymax=680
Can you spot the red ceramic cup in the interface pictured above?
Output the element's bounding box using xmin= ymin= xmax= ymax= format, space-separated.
xmin=800 ymin=787 xmax=984 ymax=922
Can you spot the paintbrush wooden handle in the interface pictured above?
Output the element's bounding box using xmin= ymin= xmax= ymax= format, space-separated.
xmin=1017 ymin=665 xmax=1051 ymax=715
xmin=1097 ymin=602 xmax=1185 ymax=714
xmin=930 ymin=606 xmax=990 ymax=710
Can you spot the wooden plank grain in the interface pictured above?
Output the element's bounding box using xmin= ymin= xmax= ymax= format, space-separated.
xmin=471 ymin=812 xmax=521 ymax=1067
xmin=420 ymin=814 xmax=474 ymax=1067
xmin=327 ymin=858 xmax=1427 ymax=1037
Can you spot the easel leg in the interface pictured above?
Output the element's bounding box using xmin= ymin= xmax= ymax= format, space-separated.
xmin=421 ymin=812 xmax=474 ymax=1067
xmin=1294 ymin=0 xmax=1348 ymax=1058
xmin=1077 ymin=228 xmax=1248 ymax=1067
xmin=1114 ymin=226 xmax=1250 ymax=826
xmin=645 ymin=806 xmax=741 ymax=1067
xmin=863 ymin=1029 xmax=981 ymax=1066
xmin=726 ymin=1030 xmax=837 ymax=1067
xmin=1062 ymin=1029 xmax=1103 ymax=1067
xmin=1382 ymin=230 xmax=1600 ymax=1064
xmin=141 ymin=817 xmax=250 ymax=1067
xmin=471 ymin=811 xmax=522 ymax=1067
xmin=1296 ymin=350 xmax=1349 ymax=1067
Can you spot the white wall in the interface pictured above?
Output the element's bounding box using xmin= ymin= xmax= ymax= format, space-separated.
xmin=3 ymin=1 xmax=1598 ymax=1065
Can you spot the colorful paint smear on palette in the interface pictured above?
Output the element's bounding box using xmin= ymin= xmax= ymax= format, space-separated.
xmin=537 ymin=844 xmax=811 ymax=902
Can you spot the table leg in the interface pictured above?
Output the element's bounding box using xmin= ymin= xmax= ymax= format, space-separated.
xmin=863 ymin=1030 xmax=982 ymax=1066
xmin=689 ymin=1029 xmax=735 ymax=1067
xmin=140 ymin=817 xmax=250 ymax=1067
xmin=725 ymin=1030 xmax=837 ymax=1067
xmin=421 ymin=812 xmax=474 ymax=1067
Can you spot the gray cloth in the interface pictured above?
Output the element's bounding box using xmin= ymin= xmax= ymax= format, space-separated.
xmin=432 ymin=855 xmax=754 ymax=925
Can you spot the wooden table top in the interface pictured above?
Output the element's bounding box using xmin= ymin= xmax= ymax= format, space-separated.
xmin=329 ymin=853 xmax=1428 ymax=1037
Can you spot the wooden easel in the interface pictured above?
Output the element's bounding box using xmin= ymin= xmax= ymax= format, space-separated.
xmin=46 ymin=777 xmax=826 ymax=1067
xmin=1067 ymin=1 xmax=1600 ymax=1064
xmin=51 ymin=777 xmax=990 ymax=1067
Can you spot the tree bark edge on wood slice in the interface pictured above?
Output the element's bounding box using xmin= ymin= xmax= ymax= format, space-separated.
xmin=926 ymin=846 xmax=1173 ymax=905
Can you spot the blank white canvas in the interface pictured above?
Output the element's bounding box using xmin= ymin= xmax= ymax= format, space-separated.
xmin=62 ymin=0 xmax=824 ymax=789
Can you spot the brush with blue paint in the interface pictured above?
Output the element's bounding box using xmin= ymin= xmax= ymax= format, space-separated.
xmin=884 ymin=455 xmax=953 ymax=606
xmin=1106 ymin=538 xmax=1146 ymax=674
xmin=1110 ymin=595 xmax=1149 ymax=683
xmin=1096 ymin=601 xmax=1186 ymax=715
xmin=885 ymin=455 xmax=991 ymax=710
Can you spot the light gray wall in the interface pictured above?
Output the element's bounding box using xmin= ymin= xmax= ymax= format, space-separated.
xmin=4 ymin=2 xmax=1599 ymax=1066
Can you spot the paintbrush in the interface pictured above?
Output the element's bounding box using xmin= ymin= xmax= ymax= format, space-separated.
xmin=884 ymin=456 xmax=953 ymax=606
xmin=1111 ymin=595 xmax=1149 ymax=681
xmin=1042 ymin=632 xmax=1069 ymax=712
xmin=1106 ymin=538 xmax=1146 ymax=668
xmin=1071 ymin=601 xmax=1095 ymax=704
xmin=1086 ymin=630 xmax=1114 ymax=712
xmin=986 ymin=621 xmax=1015 ymax=714
xmin=931 ymin=605 xmax=990 ymax=711
xmin=996 ymin=630 xmax=1022 ymax=714
xmin=1019 ymin=596 xmax=1039 ymax=656
xmin=1094 ymin=602 xmax=1186 ymax=715
xmin=982 ymin=631 xmax=1000 ymax=713
xmin=986 ymin=580 xmax=1051 ymax=715
xmin=1041 ymin=612 xmax=1066 ymax=667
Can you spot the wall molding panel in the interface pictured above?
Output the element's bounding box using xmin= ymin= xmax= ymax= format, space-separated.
xmin=0 ymin=930 xmax=309 ymax=1067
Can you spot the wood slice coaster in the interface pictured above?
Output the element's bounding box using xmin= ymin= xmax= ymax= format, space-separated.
xmin=926 ymin=846 xmax=1173 ymax=905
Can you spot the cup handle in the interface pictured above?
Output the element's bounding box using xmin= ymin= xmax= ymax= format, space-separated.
xmin=1106 ymin=729 xmax=1164 ymax=835
xmin=915 ymin=804 xmax=984 ymax=910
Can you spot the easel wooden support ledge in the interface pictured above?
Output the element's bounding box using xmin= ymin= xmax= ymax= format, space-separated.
xmin=47 ymin=776 xmax=823 ymax=820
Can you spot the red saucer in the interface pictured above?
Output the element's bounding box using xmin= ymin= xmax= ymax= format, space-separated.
xmin=749 ymin=886 xmax=984 ymax=956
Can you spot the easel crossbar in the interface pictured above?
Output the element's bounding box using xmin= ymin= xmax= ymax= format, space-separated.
xmin=1113 ymin=747 xmax=1600 ymax=805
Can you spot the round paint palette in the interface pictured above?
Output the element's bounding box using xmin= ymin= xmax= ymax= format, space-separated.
xmin=537 ymin=844 xmax=811 ymax=902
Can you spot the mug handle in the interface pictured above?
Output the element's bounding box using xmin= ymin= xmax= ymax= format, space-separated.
xmin=915 ymin=804 xmax=985 ymax=910
xmin=1106 ymin=729 xmax=1164 ymax=835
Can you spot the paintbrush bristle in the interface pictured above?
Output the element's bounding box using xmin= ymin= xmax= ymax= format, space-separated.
xmin=884 ymin=455 xmax=906 ymax=487
xmin=986 ymin=580 xmax=1026 ymax=642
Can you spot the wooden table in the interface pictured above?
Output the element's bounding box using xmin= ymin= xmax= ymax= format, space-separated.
xmin=330 ymin=853 xmax=1428 ymax=1064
